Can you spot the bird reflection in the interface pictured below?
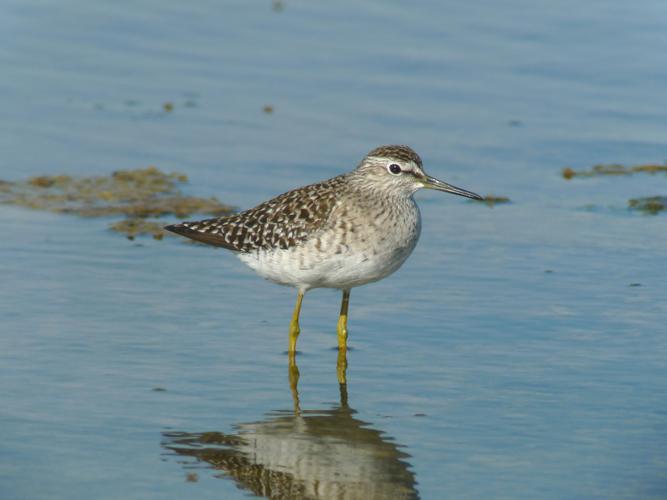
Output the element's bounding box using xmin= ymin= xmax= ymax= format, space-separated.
xmin=162 ymin=350 xmax=419 ymax=499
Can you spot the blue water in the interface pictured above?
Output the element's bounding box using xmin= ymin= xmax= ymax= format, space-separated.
xmin=2 ymin=1 xmax=667 ymax=498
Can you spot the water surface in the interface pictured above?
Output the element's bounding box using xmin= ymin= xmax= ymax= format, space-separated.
xmin=2 ymin=1 xmax=667 ymax=498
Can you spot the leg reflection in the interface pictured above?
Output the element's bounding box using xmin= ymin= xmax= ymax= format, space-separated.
xmin=289 ymin=347 xmax=347 ymax=409
xmin=164 ymin=347 xmax=418 ymax=499
xmin=337 ymin=347 xmax=348 ymax=388
xmin=288 ymin=351 xmax=300 ymax=414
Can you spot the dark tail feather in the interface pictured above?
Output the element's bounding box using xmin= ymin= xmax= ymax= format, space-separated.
xmin=164 ymin=222 xmax=236 ymax=249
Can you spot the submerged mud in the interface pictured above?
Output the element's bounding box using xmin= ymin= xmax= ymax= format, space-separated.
xmin=0 ymin=167 xmax=234 ymax=239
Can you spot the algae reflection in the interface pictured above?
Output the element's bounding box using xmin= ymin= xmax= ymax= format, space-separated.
xmin=162 ymin=352 xmax=418 ymax=499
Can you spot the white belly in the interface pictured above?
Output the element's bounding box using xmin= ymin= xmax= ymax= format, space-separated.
xmin=238 ymin=199 xmax=421 ymax=291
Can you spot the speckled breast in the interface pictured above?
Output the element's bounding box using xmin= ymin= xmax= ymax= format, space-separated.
xmin=239 ymin=194 xmax=422 ymax=291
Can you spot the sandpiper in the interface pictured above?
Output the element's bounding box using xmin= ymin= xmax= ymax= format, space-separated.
xmin=165 ymin=145 xmax=482 ymax=354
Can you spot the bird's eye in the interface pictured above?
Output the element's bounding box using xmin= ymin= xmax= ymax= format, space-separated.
xmin=388 ymin=163 xmax=402 ymax=175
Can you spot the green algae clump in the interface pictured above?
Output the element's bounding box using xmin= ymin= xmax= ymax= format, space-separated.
xmin=562 ymin=163 xmax=667 ymax=179
xmin=628 ymin=196 xmax=667 ymax=215
xmin=0 ymin=167 xmax=234 ymax=240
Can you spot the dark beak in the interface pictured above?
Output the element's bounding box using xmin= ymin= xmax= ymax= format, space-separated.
xmin=422 ymin=175 xmax=483 ymax=200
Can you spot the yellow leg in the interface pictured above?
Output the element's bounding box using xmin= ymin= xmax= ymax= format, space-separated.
xmin=337 ymin=289 xmax=350 ymax=351
xmin=288 ymin=290 xmax=304 ymax=354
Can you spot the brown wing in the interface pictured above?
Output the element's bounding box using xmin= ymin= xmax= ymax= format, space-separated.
xmin=165 ymin=175 xmax=347 ymax=252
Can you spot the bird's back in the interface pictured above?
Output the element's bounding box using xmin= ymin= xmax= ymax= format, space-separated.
xmin=165 ymin=175 xmax=348 ymax=252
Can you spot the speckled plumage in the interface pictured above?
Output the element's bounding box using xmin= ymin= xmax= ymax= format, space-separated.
xmin=166 ymin=174 xmax=347 ymax=253
xmin=366 ymin=144 xmax=423 ymax=167
xmin=166 ymin=145 xmax=482 ymax=352
xmin=165 ymin=145 xmax=424 ymax=256
xmin=166 ymin=147 xmax=424 ymax=291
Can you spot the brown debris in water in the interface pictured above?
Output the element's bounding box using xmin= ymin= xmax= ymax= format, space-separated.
xmin=0 ymin=167 xmax=234 ymax=240
xmin=475 ymin=195 xmax=511 ymax=207
xmin=110 ymin=219 xmax=167 ymax=240
xmin=562 ymin=163 xmax=667 ymax=179
xmin=628 ymin=196 xmax=667 ymax=215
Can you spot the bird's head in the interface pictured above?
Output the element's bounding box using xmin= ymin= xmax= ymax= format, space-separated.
xmin=354 ymin=145 xmax=483 ymax=200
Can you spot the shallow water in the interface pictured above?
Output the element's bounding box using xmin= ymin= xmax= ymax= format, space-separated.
xmin=2 ymin=1 xmax=667 ymax=499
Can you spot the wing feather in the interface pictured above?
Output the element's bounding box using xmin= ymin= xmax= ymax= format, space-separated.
xmin=165 ymin=175 xmax=346 ymax=252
